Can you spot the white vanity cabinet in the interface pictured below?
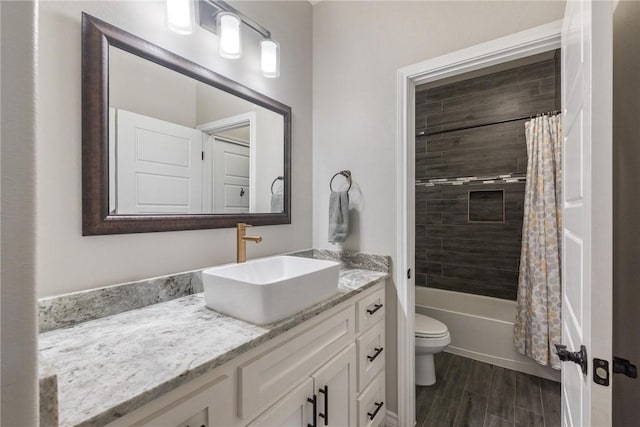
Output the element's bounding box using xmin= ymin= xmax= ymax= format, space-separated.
xmin=107 ymin=282 xmax=386 ymax=427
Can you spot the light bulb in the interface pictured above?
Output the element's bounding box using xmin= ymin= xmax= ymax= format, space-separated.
xmin=166 ymin=0 xmax=193 ymax=35
xmin=260 ymin=39 xmax=280 ymax=78
xmin=217 ymin=12 xmax=242 ymax=59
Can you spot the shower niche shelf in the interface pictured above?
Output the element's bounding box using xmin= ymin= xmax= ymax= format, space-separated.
xmin=468 ymin=189 xmax=505 ymax=223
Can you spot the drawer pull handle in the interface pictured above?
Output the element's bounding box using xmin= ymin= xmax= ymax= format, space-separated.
xmin=366 ymin=303 xmax=383 ymax=315
xmin=367 ymin=347 xmax=384 ymax=362
xmin=318 ymin=385 xmax=329 ymax=425
xmin=307 ymin=394 xmax=317 ymax=427
xmin=368 ymin=401 xmax=384 ymax=420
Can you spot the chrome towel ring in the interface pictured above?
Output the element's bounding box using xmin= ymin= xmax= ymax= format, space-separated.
xmin=329 ymin=170 xmax=352 ymax=192
xmin=271 ymin=176 xmax=284 ymax=194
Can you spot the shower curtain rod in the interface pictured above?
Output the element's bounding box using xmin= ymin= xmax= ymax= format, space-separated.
xmin=416 ymin=109 xmax=561 ymax=137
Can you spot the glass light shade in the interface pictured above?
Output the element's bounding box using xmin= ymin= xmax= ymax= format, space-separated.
xmin=217 ymin=12 xmax=242 ymax=59
xmin=166 ymin=0 xmax=193 ymax=35
xmin=260 ymin=39 xmax=280 ymax=78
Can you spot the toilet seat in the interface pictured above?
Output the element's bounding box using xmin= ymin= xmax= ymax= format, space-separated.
xmin=415 ymin=313 xmax=449 ymax=338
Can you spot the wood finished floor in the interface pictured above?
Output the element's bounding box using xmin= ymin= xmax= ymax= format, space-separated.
xmin=416 ymin=352 xmax=561 ymax=427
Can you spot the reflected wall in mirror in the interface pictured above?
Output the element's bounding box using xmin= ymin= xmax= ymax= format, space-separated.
xmin=82 ymin=13 xmax=291 ymax=235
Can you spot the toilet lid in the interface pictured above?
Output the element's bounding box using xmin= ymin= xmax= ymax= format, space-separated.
xmin=415 ymin=313 xmax=449 ymax=338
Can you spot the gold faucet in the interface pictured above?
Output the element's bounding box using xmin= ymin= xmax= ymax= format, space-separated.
xmin=236 ymin=223 xmax=262 ymax=263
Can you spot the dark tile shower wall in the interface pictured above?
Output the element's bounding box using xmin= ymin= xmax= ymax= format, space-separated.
xmin=415 ymin=54 xmax=560 ymax=300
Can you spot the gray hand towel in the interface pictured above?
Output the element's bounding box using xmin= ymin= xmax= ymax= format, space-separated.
xmin=271 ymin=193 xmax=284 ymax=213
xmin=328 ymin=191 xmax=350 ymax=243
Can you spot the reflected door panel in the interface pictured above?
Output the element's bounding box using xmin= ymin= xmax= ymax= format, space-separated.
xmin=212 ymin=138 xmax=250 ymax=214
xmin=115 ymin=109 xmax=203 ymax=214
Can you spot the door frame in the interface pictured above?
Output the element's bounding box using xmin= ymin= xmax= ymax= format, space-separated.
xmin=198 ymin=112 xmax=257 ymax=212
xmin=394 ymin=21 xmax=562 ymax=427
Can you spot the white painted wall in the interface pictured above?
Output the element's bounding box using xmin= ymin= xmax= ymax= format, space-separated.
xmin=312 ymin=1 xmax=566 ymax=414
xmin=253 ymin=111 xmax=284 ymax=212
xmin=0 ymin=4 xmax=3 ymax=424
xmin=1 ymin=2 xmax=38 ymax=425
xmin=36 ymin=0 xmax=312 ymax=297
xmin=110 ymin=46 xmax=197 ymax=128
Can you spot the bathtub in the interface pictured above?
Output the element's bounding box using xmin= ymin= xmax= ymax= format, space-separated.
xmin=416 ymin=287 xmax=561 ymax=382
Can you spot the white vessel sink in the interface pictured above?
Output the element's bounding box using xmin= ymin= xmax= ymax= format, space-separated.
xmin=202 ymin=256 xmax=340 ymax=325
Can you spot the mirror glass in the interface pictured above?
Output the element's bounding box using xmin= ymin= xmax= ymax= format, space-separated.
xmin=108 ymin=46 xmax=285 ymax=215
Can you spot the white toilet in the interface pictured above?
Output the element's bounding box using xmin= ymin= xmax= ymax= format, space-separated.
xmin=415 ymin=313 xmax=451 ymax=386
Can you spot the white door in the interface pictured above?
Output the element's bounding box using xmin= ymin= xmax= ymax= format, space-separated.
xmin=561 ymin=1 xmax=613 ymax=426
xmin=116 ymin=109 xmax=203 ymax=214
xmin=247 ymin=378 xmax=315 ymax=427
xmin=211 ymin=137 xmax=250 ymax=214
xmin=312 ymin=344 xmax=357 ymax=427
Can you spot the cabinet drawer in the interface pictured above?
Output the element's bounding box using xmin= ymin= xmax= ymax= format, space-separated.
xmin=356 ymin=287 xmax=385 ymax=333
xmin=356 ymin=320 xmax=385 ymax=392
xmin=356 ymin=371 xmax=385 ymax=427
xmin=239 ymin=306 xmax=355 ymax=420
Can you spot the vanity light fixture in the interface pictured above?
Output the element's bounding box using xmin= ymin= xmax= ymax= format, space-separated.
xmin=260 ymin=39 xmax=280 ymax=78
xmin=166 ymin=0 xmax=194 ymax=35
xmin=217 ymin=12 xmax=242 ymax=59
xmin=196 ymin=0 xmax=280 ymax=77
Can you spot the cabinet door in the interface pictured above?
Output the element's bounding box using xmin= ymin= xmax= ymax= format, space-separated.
xmin=239 ymin=306 xmax=355 ymax=420
xmin=247 ymin=378 xmax=315 ymax=427
xmin=312 ymin=344 xmax=357 ymax=427
xmin=135 ymin=375 xmax=232 ymax=427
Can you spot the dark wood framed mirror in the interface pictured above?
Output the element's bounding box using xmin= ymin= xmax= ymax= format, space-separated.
xmin=82 ymin=13 xmax=291 ymax=235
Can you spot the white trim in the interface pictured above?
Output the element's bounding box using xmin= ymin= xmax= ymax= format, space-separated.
xmin=400 ymin=20 xmax=563 ymax=87
xmin=198 ymin=112 xmax=257 ymax=212
xmin=212 ymin=135 xmax=250 ymax=147
xmin=395 ymin=20 xmax=562 ymax=427
xmin=385 ymin=410 xmax=399 ymax=427
xmin=109 ymin=107 xmax=117 ymax=213
xmin=395 ymin=60 xmax=416 ymax=427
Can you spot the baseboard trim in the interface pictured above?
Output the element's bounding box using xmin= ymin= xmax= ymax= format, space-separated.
xmin=445 ymin=347 xmax=561 ymax=382
xmin=385 ymin=410 xmax=398 ymax=427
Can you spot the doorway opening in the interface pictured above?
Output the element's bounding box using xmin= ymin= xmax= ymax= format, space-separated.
xmin=198 ymin=112 xmax=257 ymax=214
xmin=395 ymin=21 xmax=564 ymax=427
xmin=413 ymin=49 xmax=562 ymax=426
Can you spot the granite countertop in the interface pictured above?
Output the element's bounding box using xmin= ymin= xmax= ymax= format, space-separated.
xmin=39 ymin=266 xmax=388 ymax=427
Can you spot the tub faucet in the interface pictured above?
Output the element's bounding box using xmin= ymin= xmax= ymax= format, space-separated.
xmin=236 ymin=223 xmax=262 ymax=263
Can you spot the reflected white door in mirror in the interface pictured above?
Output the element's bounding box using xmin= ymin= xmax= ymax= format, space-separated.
xmin=110 ymin=109 xmax=204 ymax=215
xmin=198 ymin=112 xmax=256 ymax=214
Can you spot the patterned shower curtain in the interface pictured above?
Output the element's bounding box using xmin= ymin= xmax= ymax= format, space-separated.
xmin=514 ymin=114 xmax=563 ymax=369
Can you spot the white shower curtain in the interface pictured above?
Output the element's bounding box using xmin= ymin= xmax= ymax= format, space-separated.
xmin=514 ymin=114 xmax=562 ymax=369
